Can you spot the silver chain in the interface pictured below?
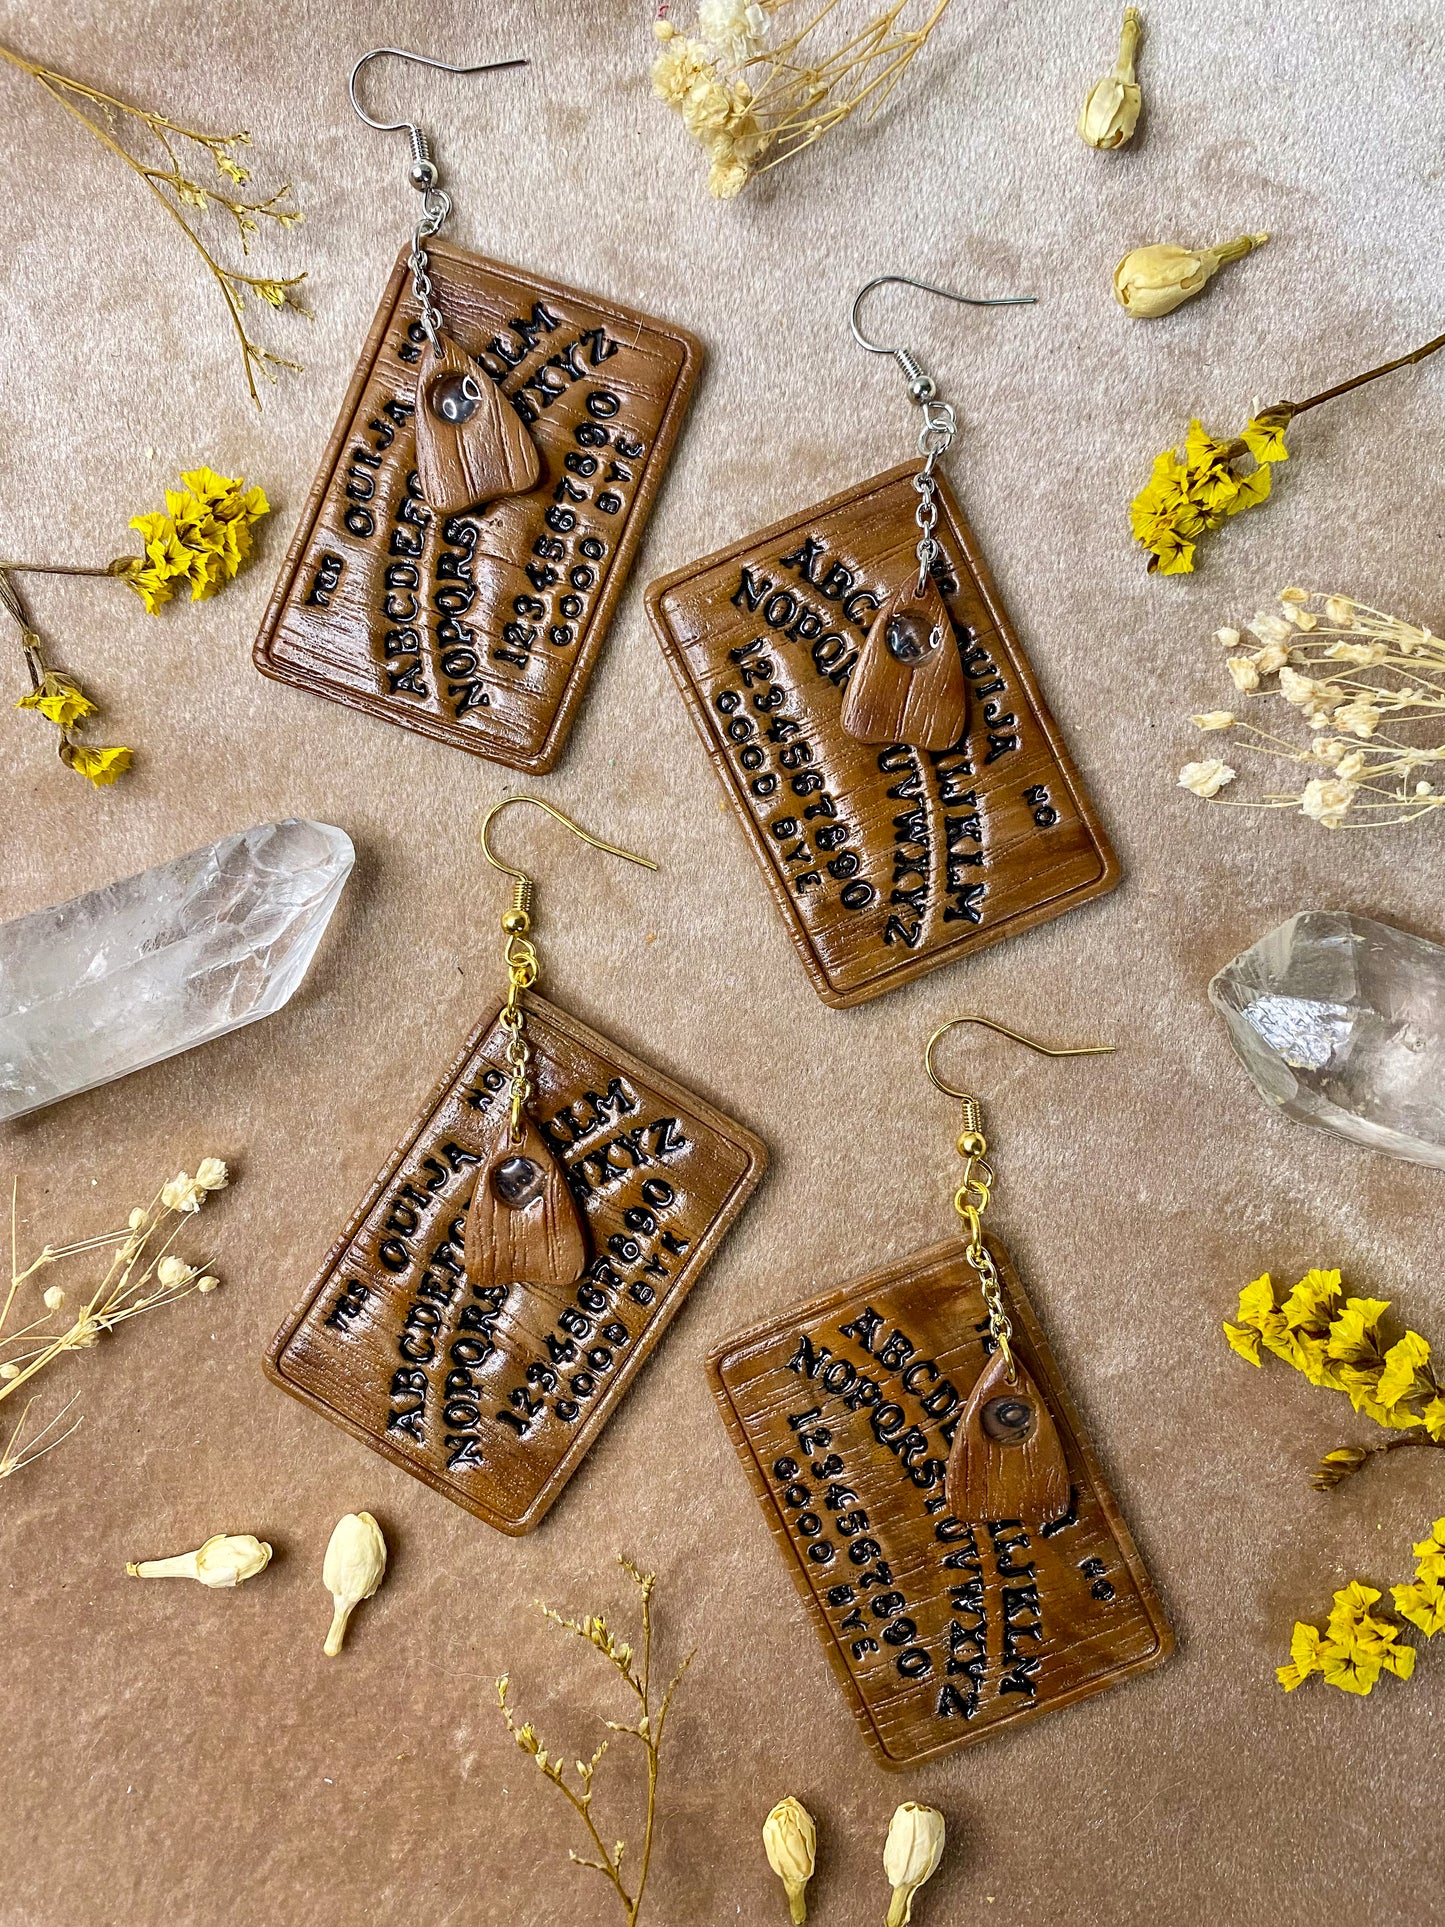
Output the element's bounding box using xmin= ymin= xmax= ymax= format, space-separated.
xmin=408 ymin=186 xmax=451 ymax=351
xmin=911 ymin=398 xmax=955 ymax=593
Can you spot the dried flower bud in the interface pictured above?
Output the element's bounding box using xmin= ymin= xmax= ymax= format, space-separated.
xmin=128 ymin=1208 xmax=148 ymax=1230
xmin=1077 ymin=6 xmax=1142 ymax=150
xmin=43 ymin=1285 xmax=66 ymax=1311
xmin=196 ymin=1275 xmax=220 ymax=1294
xmin=883 ymin=1803 xmax=945 ymax=1927
xmin=1311 ymin=1446 xmax=1370 ymax=1490
xmin=127 ymin=1532 xmax=272 ymax=1587
xmin=1 ymin=1361 xmax=20 ymax=1380
xmin=322 ymin=1511 xmax=387 ymax=1656
xmin=194 ymin=1158 xmax=229 ymax=1191
xmin=1190 ymin=711 xmax=1235 ymax=731
xmin=156 ymin=1255 xmax=194 ymax=1288
xmin=763 ymin=1796 xmax=817 ymax=1922
xmin=1178 ymin=758 xmax=1236 ymax=799
xmin=1114 ymin=233 xmax=1268 ymax=318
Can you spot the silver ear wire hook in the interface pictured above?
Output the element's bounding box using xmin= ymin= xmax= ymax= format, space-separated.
xmin=348 ymin=47 xmax=528 ymax=352
xmin=348 ymin=48 xmax=529 ymax=192
xmin=850 ymin=275 xmax=1037 ymax=592
xmin=850 ymin=275 xmax=1037 ymax=401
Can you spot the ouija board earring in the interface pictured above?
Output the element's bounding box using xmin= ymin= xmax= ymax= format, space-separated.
xmin=254 ymin=48 xmax=702 ymax=773
xmin=709 ymin=1015 xmax=1171 ymax=1767
xmin=266 ymin=797 xmax=765 ymax=1534
xmin=647 ymin=274 xmax=1118 ymax=1008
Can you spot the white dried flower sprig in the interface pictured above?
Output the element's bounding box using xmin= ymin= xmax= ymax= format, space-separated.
xmin=497 ymin=1556 xmax=693 ymax=1926
xmin=0 ymin=1161 xmax=228 ymax=1478
xmin=1178 ymin=589 xmax=1445 ymax=828
xmin=652 ymin=0 xmax=952 ymax=201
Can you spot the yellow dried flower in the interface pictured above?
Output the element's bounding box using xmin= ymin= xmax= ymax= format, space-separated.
xmin=60 ymin=743 xmax=132 ymax=787
xmin=1130 ymin=414 xmax=1286 ymax=574
xmin=121 ymin=469 xmax=269 ymax=612
xmin=16 ymin=673 xmax=96 ymax=731
xmin=1077 ymin=6 xmax=1142 ymax=150
xmin=1114 ymin=233 xmax=1267 ymax=319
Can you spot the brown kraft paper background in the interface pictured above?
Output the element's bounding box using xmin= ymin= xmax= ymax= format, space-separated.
xmin=1 ymin=3 xmax=1443 ymax=1923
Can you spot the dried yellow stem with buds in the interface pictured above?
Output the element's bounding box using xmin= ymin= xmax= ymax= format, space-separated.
xmin=1178 ymin=589 xmax=1445 ymax=828
xmin=496 ymin=1556 xmax=692 ymax=1926
xmin=0 ymin=42 xmax=307 ymax=405
xmin=652 ymin=0 xmax=952 ymax=199
xmin=1 ymin=1160 xmax=228 ymax=1482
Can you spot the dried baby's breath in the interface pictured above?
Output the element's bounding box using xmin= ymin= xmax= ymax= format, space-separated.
xmin=1178 ymin=589 xmax=1445 ymax=828
xmin=652 ymin=0 xmax=951 ymax=200
xmin=1 ymin=1162 xmax=230 ymax=1480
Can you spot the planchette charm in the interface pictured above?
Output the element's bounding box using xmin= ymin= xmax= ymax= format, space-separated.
xmin=413 ymin=329 xmax=541 ymax=515
xmin=463 ymin=1093 xmax=587 ymax=1300
xmin=839 ymin=568 xmax=967 ymax=751
xmin=946 ymin=1341 xmax=1071 ymax=1528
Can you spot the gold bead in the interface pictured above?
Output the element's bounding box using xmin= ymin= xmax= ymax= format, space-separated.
xmin=501 ymin=909 xmax=530 ymax=935
xmin=957 ymin=1131 xmax=987 ymax=1157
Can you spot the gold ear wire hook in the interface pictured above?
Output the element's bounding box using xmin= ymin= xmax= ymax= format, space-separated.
xmin=479 ymin=795 xmax=657 ymax=931
xmin=924 ymin=1014 xmax=1115 ymax=1102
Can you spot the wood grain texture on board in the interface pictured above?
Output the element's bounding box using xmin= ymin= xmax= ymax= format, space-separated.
xmin=646 ymin=463 xmax=1119 ymax=1005
xmin=267 ymin=993 xmax=766 ymax=1533
xmin=254 ymin=242 xmax=702 ymax=771
xmin=710 ymin=1235 xmax=1172 ymax=1766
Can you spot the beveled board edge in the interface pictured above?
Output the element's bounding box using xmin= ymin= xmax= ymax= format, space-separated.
xmin=253 ymin=241 xmax=704 ymax=774
xmin=644 ymin=463 xmax=1121 ymax=1007
xmin=264 ymin=991 xmax=767 ymax=1532
xmin=706 ymin=1234 xmax=1174 ymax=1765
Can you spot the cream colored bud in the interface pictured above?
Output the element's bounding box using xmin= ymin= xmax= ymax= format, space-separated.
xmin=127 ymin=1532 xmax=272 ymax=1588
xmin=1 ymin=1361 xmax=20 ymax=1380
xmin=1113 ymin=233 xmax=1268 ymax=318
xmin=763 ymin=1797 xmax=817 ymax=1923
xmin=156 ymin=1255 xmax=193 ymax=1288
xmin=1077 ymin=6 xmax=1142 ymax=150
xmin=322 ymin=1511 xmax=387 ymax=1656
xmin=883 ymin=1803 xmax=945 ymax=1927
xmin=194 ymin=1158 xmax=229 ymax=1192
xmin=128 ymin=1208 xmax=148 ymax=1230
xmin=196 ymin=1275 xmax=220 ymax=1294
xmin=43 ymin=1285 xmax=66 ymax=1312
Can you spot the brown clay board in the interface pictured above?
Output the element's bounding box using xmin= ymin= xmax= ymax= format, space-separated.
xmin=267 ymin=993 xmax=765 ymax=1533
xmin=645 ymin=464 xmax=1119 ymax=1006
xmin=709 ymin=1235 xmax=1172 ymax=1766
xmin=254 ymin=241 xmax=702 ymax=772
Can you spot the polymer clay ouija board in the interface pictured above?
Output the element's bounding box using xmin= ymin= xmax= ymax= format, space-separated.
xmin=646 ymin=463 xmax=1118 ymax=1006
xmin=710 ymin=1237 xmax=1172 ymax=1766
xmin=254 ymin=241 xmax=701 ymax=772
xmin=267 ymin=994 xmax=765 ymax=1532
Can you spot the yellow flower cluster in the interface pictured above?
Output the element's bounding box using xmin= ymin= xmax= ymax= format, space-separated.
xmin=1278 ymin=1523 xmax=1445 ymax=1697
xmin=123 ymin=467 xmax=270 ymax=614
xmin=1224 ymin=1268 xmax=1445 ymax=1438
xmin=1130 ymin=413 xmax=1290 ymax=574
xmin=652 ymin=21 xmax=769 ymax=199
xmin=1278 ymin=1580 xmax=1417 ymax=1696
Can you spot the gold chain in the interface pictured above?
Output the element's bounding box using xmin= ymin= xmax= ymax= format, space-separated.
xmin=499 ymin=877 xmax=538 ymax=1144
xmin=950 ymin=1094 xmax=1016 ymax=1382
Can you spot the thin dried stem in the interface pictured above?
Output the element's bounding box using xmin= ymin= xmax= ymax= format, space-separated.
xmin=496 ymin=1557 xmax=692 ymax=1925
xmin=0 ymin=42 xmax=307 ymax=406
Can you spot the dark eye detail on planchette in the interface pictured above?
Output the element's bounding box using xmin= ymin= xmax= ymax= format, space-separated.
xmin=491 ymin=1154 xmax=546 ymax=1207
xmin=885 ymin=611 xmax=941 ymax=663
xmin=429 ymin=372 xmax=482 ymax=424
xmin=980 ymin=1393 xmax=1037 ymax=1444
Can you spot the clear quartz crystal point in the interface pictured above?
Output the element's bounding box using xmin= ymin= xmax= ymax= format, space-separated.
xmin=1210 ymin=909 xmax=1445 ymax=1167
xmin=0 ymin=820 xmax=354 ymax=1123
